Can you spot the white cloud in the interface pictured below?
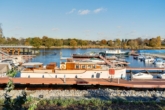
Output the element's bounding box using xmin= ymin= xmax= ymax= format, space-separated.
xmin=78 ymin=9 xmax=90 ymax=15
xmin=66 ymin=8 xmax=76 ymax=14
xmin=94 ymin=8 xmax=105 ymax=13
xmin=52 ymin=28 xmax=59 ymax=31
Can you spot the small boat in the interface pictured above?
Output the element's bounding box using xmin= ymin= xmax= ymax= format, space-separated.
xmin=132 ymin=72 xmax=153 ymax=79
xmin=138 ymin=54 xmax=145 ymax=61
xmin=0 ymin=58 xmax=19 ymax=67
xmin=133 ymin=56 xmax=138 ymax=59
xmin=144 ymin=56 xmax=155 ymax=63
xmin=100 ymin=49 xmax=129 ymax=56
xmin=72 ymin=52 xmax=100 ymax=58
xmin=157 ymin=73 xmax=165 ymax=79
xmin=154 ymin=58 xmax=164 ymax=66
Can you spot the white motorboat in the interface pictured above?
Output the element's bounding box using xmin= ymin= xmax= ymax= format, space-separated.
xmin=138 ymin=54 xmax=144 ymax=60
xmin=144 ymin=56 xmax=155 ymax=63
xmin=132 ymin=72 xmax=153 ymax=79
xmin=157 ymin=73 xmax=165 ymax=79
xmin=154 ymin=58 xmax=164 ymax=66
xmin=100 ymin=49 xmax=129 ymax=56
xmin=1 ymin=58 xmax=19 ymax=66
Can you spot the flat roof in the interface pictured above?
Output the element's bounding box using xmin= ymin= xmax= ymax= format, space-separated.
xmin=74 ymin=62 xmax=97 ymax=64
xmin=0 ymin=45 xmax=33 ymax=48
xmin=22 ymin=62 xmax=43 ymax=66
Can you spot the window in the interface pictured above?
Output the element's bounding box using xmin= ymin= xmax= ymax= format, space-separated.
xmin=75 ymin=65 xmax=79 ymax=69
xmin=82 ymin=65 xmax=85 ymax=69
xmin=88 ymin=65 xmax=91 ymax=69
xmin=92 ymin=65 xmax=96 ymax=69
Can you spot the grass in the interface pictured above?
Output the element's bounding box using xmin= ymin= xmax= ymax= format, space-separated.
xmin=1 ymin=97 xmax=165 ymax=110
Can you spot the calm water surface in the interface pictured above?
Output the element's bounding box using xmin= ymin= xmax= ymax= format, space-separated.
xmin=30 ymin=49 xmax=157 ymax=68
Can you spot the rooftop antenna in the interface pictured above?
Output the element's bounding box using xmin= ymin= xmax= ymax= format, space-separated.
xmin=0 ymin=23 xmax=3 ymax=38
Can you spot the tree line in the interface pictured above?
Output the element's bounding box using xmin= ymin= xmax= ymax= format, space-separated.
xmin=0 ymin=36 xmax=162 ymax=49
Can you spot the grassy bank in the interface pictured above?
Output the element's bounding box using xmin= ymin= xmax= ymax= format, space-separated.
xmin=1 ymin=97 xmax=165 ymax=110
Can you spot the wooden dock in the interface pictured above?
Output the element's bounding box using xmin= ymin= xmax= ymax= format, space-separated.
xmin=1 ymin=78 xmax=165 ymax=88
xmin=126 ymin=67 xmax=165 ymax=71
xmin=99 ymin=55 xmax=113 ymax=67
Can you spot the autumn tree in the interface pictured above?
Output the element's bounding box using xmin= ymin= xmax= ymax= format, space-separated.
xmin=114 ymin=39 xmax=121 ymax=46
xmin=127 ymin=40 xmax=138 ymax=49
xmin=100 ymin=39 xmax=107 ymax=45
xmin=70 ymin=39 xmax=77 ymax=46
xmin=24 ymin=38 xmax=31 ymax=46
xmin=108 ymin=40 xmax=113 ymax=46
xmin=143 ymin=39 xmax=149 ymax=46
xmin=156 ymin=36 xmax=161 ymax=47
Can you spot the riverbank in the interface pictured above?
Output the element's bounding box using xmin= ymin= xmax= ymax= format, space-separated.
xmin=33 ymin=45 xmax=165 ymax=49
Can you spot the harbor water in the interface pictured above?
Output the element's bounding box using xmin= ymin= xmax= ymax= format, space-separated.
xmin=30 ymin=49 xmax=163 ymax=68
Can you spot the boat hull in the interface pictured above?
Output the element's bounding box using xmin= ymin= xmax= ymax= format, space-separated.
xmin=105 ymin=52 xmax=129 ymax=56
xmin=21 ymin=68 xmax=126 ymax=79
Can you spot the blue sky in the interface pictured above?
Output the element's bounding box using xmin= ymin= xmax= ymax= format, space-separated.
xmin=0 ymin=0 xmax=165 ymax=40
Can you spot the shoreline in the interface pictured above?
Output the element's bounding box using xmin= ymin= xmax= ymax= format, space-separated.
xmin=32 ymin=46 xmax=165 ymax=49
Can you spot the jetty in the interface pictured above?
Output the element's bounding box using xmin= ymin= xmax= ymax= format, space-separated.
xmin=126 ymin=67 xmax=165 ymax=71
xmin=144 ymin=53 xmax=165 ymax=59
xmin=1 ymin=78 xmax=165 ymax=88
xmin=99 ymin=55 xmax=113 ymax=67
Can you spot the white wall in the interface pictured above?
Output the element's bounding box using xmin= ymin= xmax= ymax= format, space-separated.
xmin=21 ymin=68 xmax=126 ymax=79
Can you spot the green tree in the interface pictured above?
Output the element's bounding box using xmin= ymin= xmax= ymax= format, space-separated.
xmin=156 ymin=36 xmax=161 ymax=47
xmin=44 ymin=38 xmax=54 ymax=48
xmin=24 ymin=38 xmax=32 ymax=46
xmin=42 ymin=36 xmax=48 ymax=46
xmin=31 ymin=37 xmax=42 ymax=48
xmin=0 ymin=37 xmax=5 ymax=44
xmin=54 ymin=39 xmax=63 ymax=46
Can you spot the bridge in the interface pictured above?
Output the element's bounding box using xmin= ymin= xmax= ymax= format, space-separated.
xmin=0 ymin=45 xmax=33 ymax=55
xmin=0 ymin=45 xmax=33 ymax=48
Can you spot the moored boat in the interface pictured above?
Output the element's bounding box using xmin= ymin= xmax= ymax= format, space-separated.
xmin=132 ymin=72 xmax=153 ymax=79
xmin=100 ymin=49 xmax=129 ymax=56
xmin=21 ymin=61 xmax=126 ymax=79
xmin=157 ymin=73 xmax=165 ymax=79
xmin=144 ymin=56 xmax=155 ymax=63
xmin=72 ymin=52 xmax=100 ymax=58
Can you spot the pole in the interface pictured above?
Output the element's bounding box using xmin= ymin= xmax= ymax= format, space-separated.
xmin=110 ymin=75 xmax=113 ymax=82
xmin=64 ymin=75 xmax=66 ymax=83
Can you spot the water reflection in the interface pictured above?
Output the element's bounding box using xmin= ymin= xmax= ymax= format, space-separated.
xmin=30 ymin=49 xmax=157 ymax=68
